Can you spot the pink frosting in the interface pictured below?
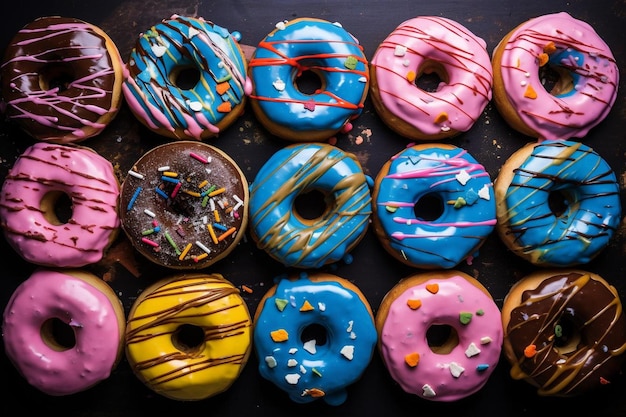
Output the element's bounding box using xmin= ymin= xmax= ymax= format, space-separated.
xmin=2 ymin=269 xmax=123 ymax=395
xmin=495 ymin=12 xmax=618 ymax=140
xmin=379 ymin=274 xmax=502 ymax=401
xmin=0 ymin=143 xmax=120 ymax=267
xmin=371 ymin=16 xmax=492 ymax=137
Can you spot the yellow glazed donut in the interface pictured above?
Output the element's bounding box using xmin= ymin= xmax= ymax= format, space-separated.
xmin=125 ymin=273 xmax=252 ymax=401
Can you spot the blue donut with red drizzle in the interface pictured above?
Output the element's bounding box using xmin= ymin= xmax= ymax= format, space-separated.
xmin=248 ymin=18 xmax=369 ymax=141
xmin=253 ymin=272 xmax=377 ymax=405
xmin=494 ymin=140 xmax=621 ymax=266
xmin=123 ymin=15 xmax=251 ymax=140
xmin=248 ymin=143 xmax=372 ymax=268
xmin=372 ymin=144 xmax=496 ymax=269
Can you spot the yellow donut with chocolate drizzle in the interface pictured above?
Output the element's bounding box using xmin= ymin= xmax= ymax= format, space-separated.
xmin=125 ymin=273 xmax=252 ymax=401
xmin=501 ymin=270 xmax=626 ymax=397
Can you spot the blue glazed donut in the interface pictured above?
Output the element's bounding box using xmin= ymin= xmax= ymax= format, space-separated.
xmin=494 ymin=140 xmax=621 ymax=266
xmin=253 ymin=273 xmax=377 ymax=405
xmin=248 ymin=143 xmax=372 ymax=268
xmin=123 ymin=15 xmax=251 ymax=140
xmin=248 ymin=18 xmax=369 ymax=141
xmin=372 ymin=144 xmax=497 ymax=269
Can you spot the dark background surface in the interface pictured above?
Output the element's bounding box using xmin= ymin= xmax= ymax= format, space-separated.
xmin=1 ymin=1 xmax=625 ymax=416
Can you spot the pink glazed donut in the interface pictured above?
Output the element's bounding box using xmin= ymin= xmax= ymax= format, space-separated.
xmin=2 ymin=268 xmax=126 ymax=396
xmin=0 ymin=142 xmax=120 ymax=267
xmin=492 ymin=12 xmax=619 ymax=140
xmin=370 ymin=16 xmax=493 ymax=141
xmin=375 ymin=270 xmax=503 ymax=401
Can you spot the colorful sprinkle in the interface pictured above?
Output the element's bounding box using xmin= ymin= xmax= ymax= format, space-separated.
xmin=127 ymin=187 xmax=142 ymax=210
xmin=300 ymin=300 xmax=315 ymax=312
xmin=524 ymin=84 xmax=537 ymax=99
xmin=275 ymin=298 xmax=288 ymax=311
xmin=524 ymin=344 xmax=537 ymax=358
xmin=302 ymin=388 xmax=325 ymax=397
xmin=459 ymin=312 xmax=473 ymax=325
xmin=476 ymin=364 xmax=489 ymax=372
xmin=405 ymin=352 xmax=420 ymax=367
xmin=425 ymin=283 xmax=439 ymax=294
xmin=178 ymin=243 xmax=192 ymax=260
xmin=344 ymin=55 xmax=358 ymax=70
xmin=270 ymin=329 xmax=289 ymax=342
xmin=407 ymin=299 xmax=422 ymax=310
xmin=434 ymin=112 xmax=448 ymax=124
xmin=217 ymin=226 xmax=237 ymax=241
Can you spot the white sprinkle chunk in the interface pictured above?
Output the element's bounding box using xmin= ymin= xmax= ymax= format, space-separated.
xmin=275 ymin=21 xmax=286 ymax=30
xmin=128 ymin=170 xmax=144 ymax=179
xmin=188 ymin=27 xmax=200 ymax=38
xmin=332 ymin=21 xmax=343 ymax=27
xmin=556 ymin=358 xmax=566 ymax=365
xmin=318 ymin=302 xmax=326 ymax=311
xmin=346 ymin=320 xmax=354 ymax=333
xmin=422 ymin=384 xmax=436 ymax=397
xmin=440 ymin=125 xmax=451 ymax=132
xmin=285 ymin=373 xmax=300 ymax=385
xmin=273 ymin=79 xmax=286 ymax=91
xmin=289 ymin=348 xmax=298 ymax=354
xmin=350 ymin=331 xmax=357 ymax=340
xmin=287 ymin=359 xmax=298 ymax=367
xmin=465 ymin=342 xmax=481 ymax=357
xmin=158 ymin=165 xmax=170 ymax=171
xmin=455 ymin=169 xmax=471 ymax=185
xmin=358 ymin=76 xmax=367 ymax=83
xmin=300 ymin=365 xmax=307 ymax=374
xmin=340 ymin=345 xmax=355 ymax=360
xmin=303 ymin=339 xmax=317 ymax=354
xmin=449 ymin=362 xmax=465 ymax=378
xmin=188 ymin=101 xmax=203 ymax=112
xmin=264 ymin=356 xmax=277 ymax=368
xmin=394 ymin=45 xmax=407 ymax=56
xmin=195 ymin=241 xmax=211 ymax=254
xmin=480 ymin=336 xmax=492 ymax=345
xmin=151 ymin=44 xmax=167 ymax=57
xmin=478 ymin=184 xmax=491 ymax=200
xmin=143 ymin=209 xmax=156 ymax=218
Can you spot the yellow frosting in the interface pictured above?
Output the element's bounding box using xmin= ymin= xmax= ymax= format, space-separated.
xmin=125 ymin=273 xmax=252 ymax=401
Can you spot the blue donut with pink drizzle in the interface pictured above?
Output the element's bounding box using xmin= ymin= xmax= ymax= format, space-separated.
xmin=372 ymin=144 xmax=496 ymax=269
xmin=253 ymin=272 xmax=377 ymax=405
xmin=123 ymin=15 xmax=251 ymax=140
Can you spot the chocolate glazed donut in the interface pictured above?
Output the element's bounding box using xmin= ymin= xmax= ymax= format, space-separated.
xmin=502 ymin=271 xmax=626 ymax=396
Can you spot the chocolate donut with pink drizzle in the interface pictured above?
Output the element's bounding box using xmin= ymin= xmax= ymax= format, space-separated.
xmin=492 ymin=12 xmax=619 ymax=140
xmin=370 ymin=16 xmax=493 ymax=140
xmin=1 ymin=16 xmax=125 ymax=143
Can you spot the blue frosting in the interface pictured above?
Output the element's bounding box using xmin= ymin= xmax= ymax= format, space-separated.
xmin=502 ymin=140 xmax=621 ymax=266
xmin=124 ymin=15 xmax=249 ymax=139
xmin=248 ymin=19 xmax=368 ymax=133
xmin=253 ymin=274 xmax=377 ymax=405
xmin=249 ymin=143 xmax=372 ymax=268
xmin=374 ymin=145 xmax=496 ymax=269
xmin=548 ymin=48 xmax=584 ymax=98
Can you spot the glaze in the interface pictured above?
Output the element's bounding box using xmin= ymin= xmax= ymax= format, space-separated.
xmin=1 ymin=16 xmax=124 ymax=143
xmin=119 ymin=141 xmax=248 ymax=269
xmin=248 ymin=18 xmax=369 ymax=141
xmin=2 ymin=269 xmax=124 ymax=396
xmin=123 ymin=15 xmax=251 ymax=140
xmin=373 ymin=144 xmax=496 ymax=269
xmin=495 ymin=140 xmax=621 ymax=266
xmin=492 ymin=12 xmax=619 ymax=140
xmin=254 ymin=273 xmax=377 ymax=405
xmin=125 ymin=273 xmax=252 ymax=401
xmin=370 ymin=16 xmax=492 ymax=140
xmin=248 ymin=143 xmax=371 ymax=268
xmin=0 ymin=142 xmax=120 ymax=267
xmin=377 ymin=271 xmax=502 ymax=401
xmin=502 ymin=271 xmax=626 ymax=396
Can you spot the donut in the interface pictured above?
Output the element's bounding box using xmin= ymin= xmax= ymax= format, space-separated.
xmin=501 ymin=269 xmax=626 ymax=396
xmin=2 ymin=268 xmax=125 ymax=396
xmin=247 ymin=18 xmax=369 ymax=142
xmin=0 ymin=16 xmax=124 ymax=143
xmin=0 ymin=142 xmax=120 ymax=268
xmin=125 ymin=273 xmax=252 ymax=401
xmin=369 ymin=16 xmax=493 ymax=141
xmin=494 ymin=140 xmax=621 ymax=266
xmin=491 ymin=12 xmax=619 ymax=140
xmin=248 ymin=142 xmax=371 ymax=268
xmin=123 ymin=14 xmax=251 ymax=140
xmin=119 ymin=141 xmax=248 ymax=269
xmin=253 ymin=272 xmax=377 ymax=405
xmin=372 ymin=143 xmax=496 ymax=269
xmin=375 ymin=270 xmax=503 ymax=401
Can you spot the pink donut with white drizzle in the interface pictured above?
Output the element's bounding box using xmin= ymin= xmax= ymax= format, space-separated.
xmin=492 ymin=12 xmax=619 ymax=140
xmin=0 ymin=142 xmax=120 ymax=267
xmin=370 ymin=16 xmax=493 ymax=141
xmin=2 ymin=268 xmax=126 ymax=396
xmin=375 ymin=270 xmax=503 ymax=401
xmin=0 ymin=16 xmax=125 ymax=143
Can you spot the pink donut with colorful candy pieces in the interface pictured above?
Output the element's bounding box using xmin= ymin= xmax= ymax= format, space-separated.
xmin=370 ymin=16 xmax=493 ymax=140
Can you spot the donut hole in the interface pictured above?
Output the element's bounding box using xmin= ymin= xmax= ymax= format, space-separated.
xmin=426 ymin=324 xmax=459 ymax=354
xmin=39 ymin=63 xmax=76 ymax=92
xmin=300 ymin=323 xmax=328 ymax=347
xmin=294 ymin=68 xmax=324 ymax=95
xmin=414 ymin=193 xmax=444 ymax=221
xmin=170 ymin=65 xmax=201 ymax=90
xmin=172 ymin=324 xmax=206 ymax=354
xmin=539 ymin=64 xmax=574 ymax=97
xmin=41 ymin=318 xmax=76 ymax=351
xmin=42 ymin=190 xmax=73 ymax=225
xmin=415 ymin=61 xmax=449 ymax=92
xmin=553 ymin=316 xmax=582 ymax=354
xmin=548 ymin=189 xmax=572 ymax=218
xmin=294 ymin=189 xmax=332 ymax=221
